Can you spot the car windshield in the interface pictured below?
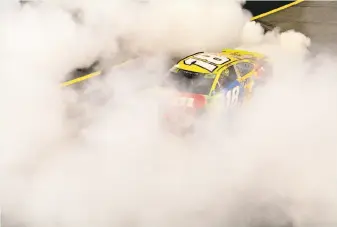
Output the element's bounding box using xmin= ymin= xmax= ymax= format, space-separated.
xmin=165 ymin=69 xmax=215 ymax=95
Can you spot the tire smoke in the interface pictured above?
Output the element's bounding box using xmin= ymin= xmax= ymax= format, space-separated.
xmin=0 ymin=1 xmax=336 ymax=227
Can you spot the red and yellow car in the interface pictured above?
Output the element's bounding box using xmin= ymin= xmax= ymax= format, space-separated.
xmin=161 ymin=49 xmax=270 ymax=133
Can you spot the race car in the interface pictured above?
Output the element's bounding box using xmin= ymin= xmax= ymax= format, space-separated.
xmin=162 ymin=49 xmax=270 ymax=134
xmin=61 ymin=48 xmax=270 ymax=134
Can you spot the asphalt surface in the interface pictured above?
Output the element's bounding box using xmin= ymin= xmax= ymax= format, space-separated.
xmin=259 ymin=1 xmax=337 ymax=52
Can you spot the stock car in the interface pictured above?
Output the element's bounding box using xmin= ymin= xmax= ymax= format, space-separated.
xmin=62 ymin=49 xmax=270 ymax=134
xmin=162 ymin=49 xmax=270 ymax=133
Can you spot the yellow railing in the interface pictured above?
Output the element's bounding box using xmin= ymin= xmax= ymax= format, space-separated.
xmin=250 ymin=0 xmax=304 ymax=21
xmin=61 ymin=71 xmax=102 ymax=87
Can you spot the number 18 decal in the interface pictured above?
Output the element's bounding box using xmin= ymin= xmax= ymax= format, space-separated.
xmin=184 ymin=53 xmax=230 ymax=72
xmin=226 ymin=86 xmax=240 ymax=107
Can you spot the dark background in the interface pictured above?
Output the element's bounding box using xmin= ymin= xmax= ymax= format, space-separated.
xmin=243 ymin=1 xmax=294 ymax=17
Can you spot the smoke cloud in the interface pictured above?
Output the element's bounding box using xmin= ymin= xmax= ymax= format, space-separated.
xmin=0 ymin=1 xmax=336 ymax=227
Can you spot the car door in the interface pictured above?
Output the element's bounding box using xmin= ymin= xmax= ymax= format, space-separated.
xmin=217 ymin=65 xmax=244 ymax=108
xmin=233 ymin=61 xmax=256 ymax=93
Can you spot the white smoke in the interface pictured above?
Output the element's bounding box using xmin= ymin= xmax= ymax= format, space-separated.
xmin=0 ymin=1 xmax=336 ymax=227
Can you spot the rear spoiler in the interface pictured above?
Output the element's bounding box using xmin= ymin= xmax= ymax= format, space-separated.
xmin=221 ymin=49 xmax=266 ymax=60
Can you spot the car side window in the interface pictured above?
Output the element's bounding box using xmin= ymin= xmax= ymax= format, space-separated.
xmin=218 ymin=65 xmax=238 ymax=88
xmin=235 ymin=62 xmax=254 ymax=76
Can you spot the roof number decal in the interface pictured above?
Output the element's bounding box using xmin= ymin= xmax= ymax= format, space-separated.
xmin=184 ymin=53 xmax=230 ymax=72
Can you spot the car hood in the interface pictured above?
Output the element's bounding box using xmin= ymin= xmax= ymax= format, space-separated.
xmin=163 ymin=93 xmax=208 ymax=128
xmin=173 ymin=92 xmax=208 ymax=109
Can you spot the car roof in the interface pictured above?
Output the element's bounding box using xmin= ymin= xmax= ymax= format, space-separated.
xmin=173 ymin=49 xmax=265 ymax=74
